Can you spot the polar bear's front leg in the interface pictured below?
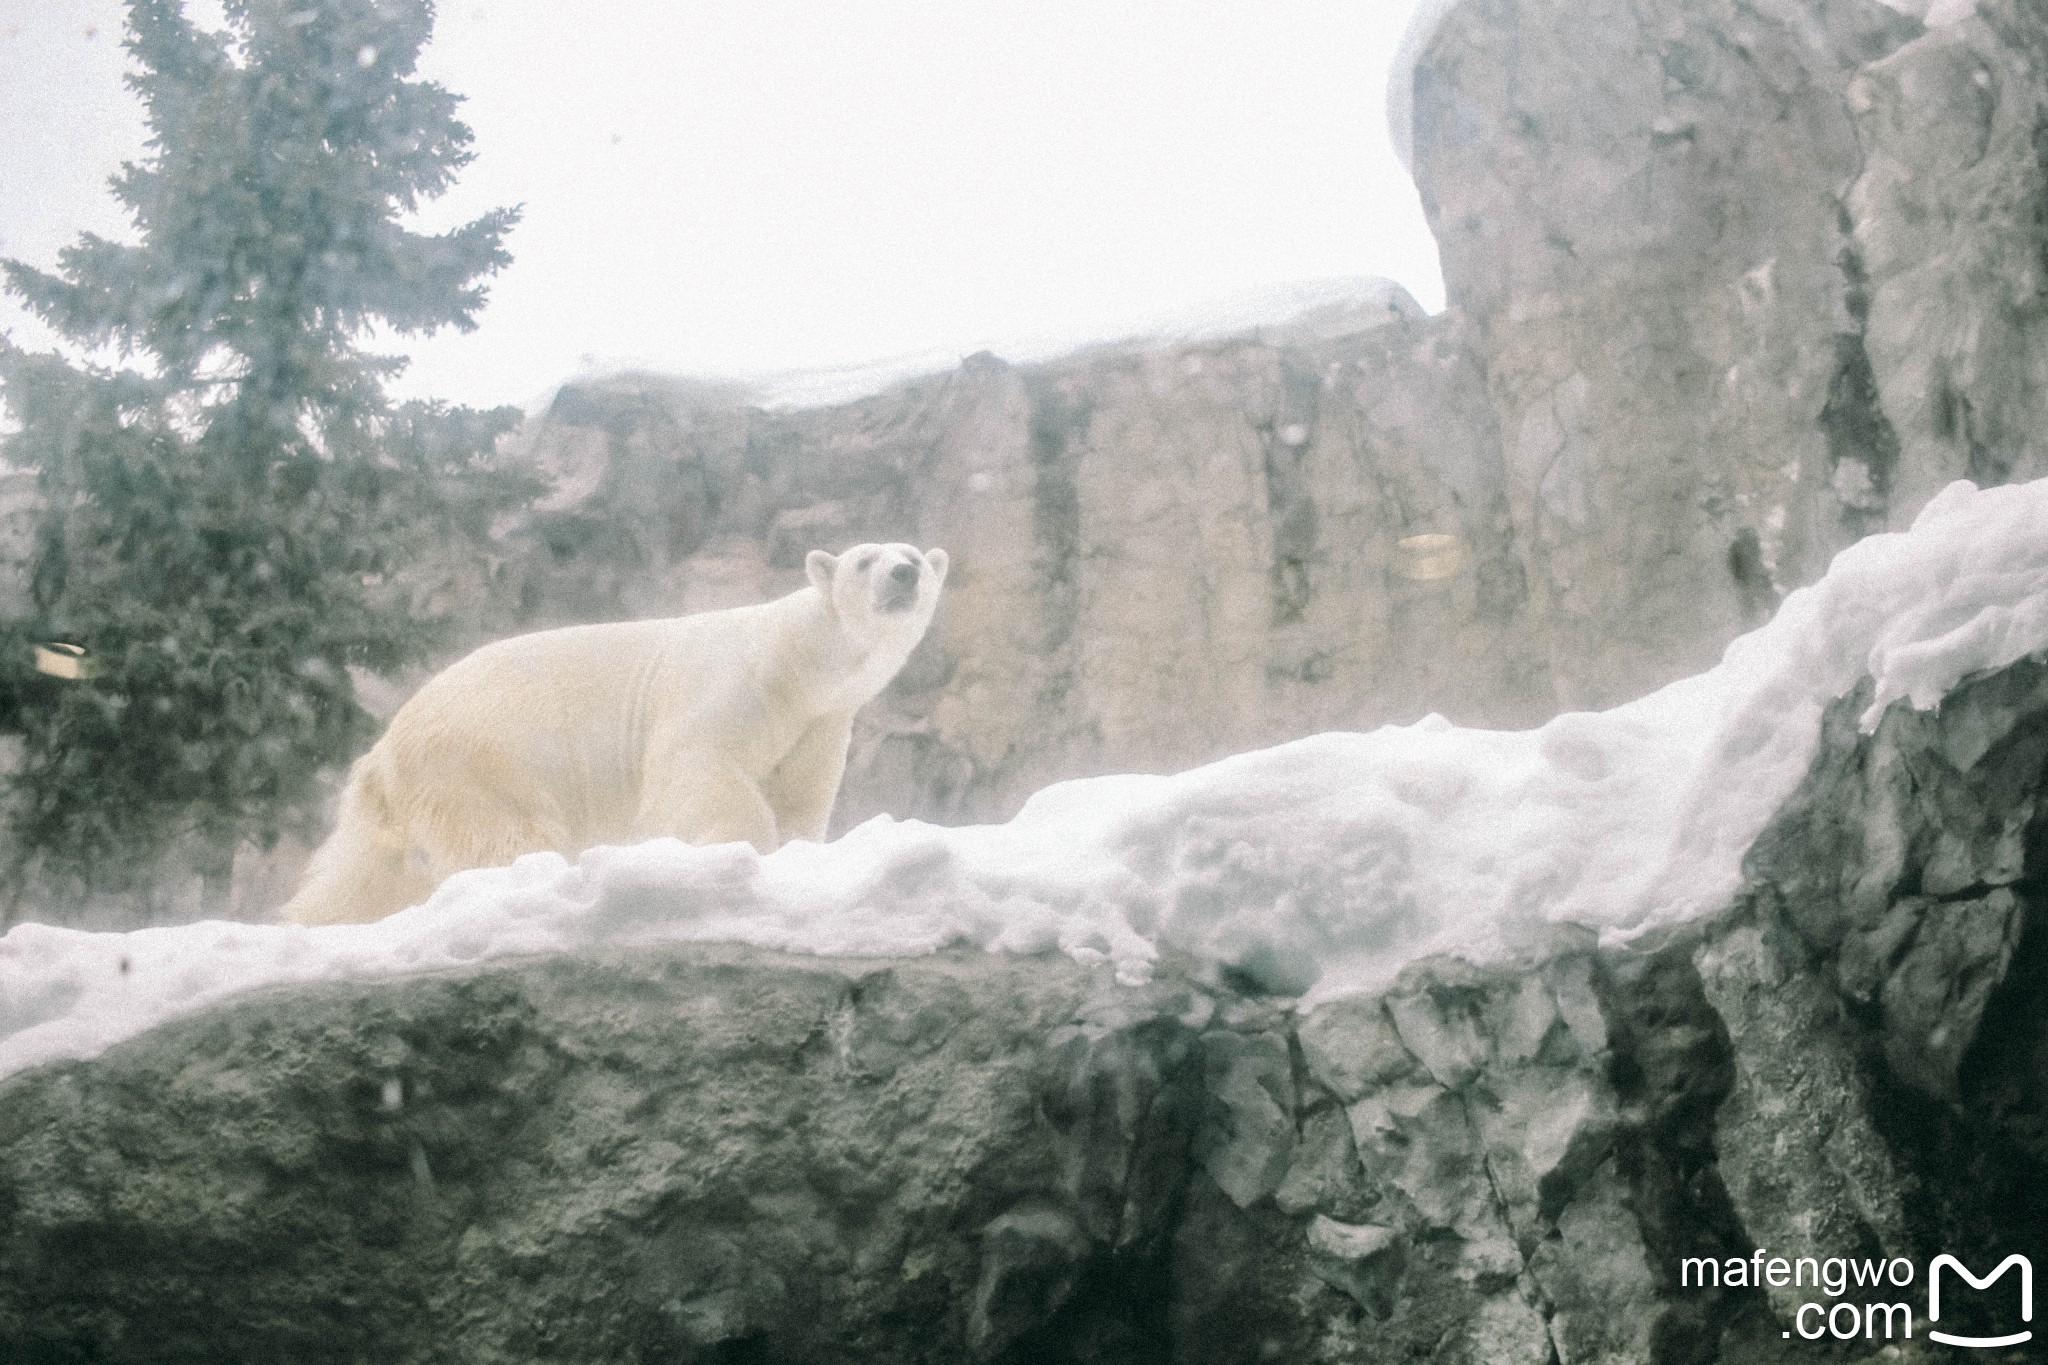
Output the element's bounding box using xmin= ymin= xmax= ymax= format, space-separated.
xmin=761 ymin=713 xmax=855 ymax=844
xmin=634 ymin=750 xmax=782 ymax=853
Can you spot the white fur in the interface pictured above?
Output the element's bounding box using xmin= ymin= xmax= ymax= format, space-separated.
xmin=280 ymin=543 xmax=948 ymax=925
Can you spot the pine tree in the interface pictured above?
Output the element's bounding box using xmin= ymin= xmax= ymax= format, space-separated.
xmin=0 ymin=0 xmax=534 ymax=897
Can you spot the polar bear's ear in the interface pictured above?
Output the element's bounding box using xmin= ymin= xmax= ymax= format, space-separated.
xmin=806 ymin=550 xmax=838 ymax=597
xmin=924 ymin=548 xmax=949 ymax=584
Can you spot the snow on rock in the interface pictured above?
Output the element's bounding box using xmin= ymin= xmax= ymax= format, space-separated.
xmin=744 ymin=276 xmax=1421 ymax=410
xmin=7 ymin=477 xmax=2048 ymax=1080
xmin=1389 ymin=0 xmax=1466 ymax=173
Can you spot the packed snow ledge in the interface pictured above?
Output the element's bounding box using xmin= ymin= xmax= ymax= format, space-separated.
xmin=7 ymin=476 xmax=2048 ymax=1081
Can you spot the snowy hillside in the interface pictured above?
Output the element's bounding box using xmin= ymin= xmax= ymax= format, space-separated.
xmin=5 ymin=476 xmax=2048 ymax=1080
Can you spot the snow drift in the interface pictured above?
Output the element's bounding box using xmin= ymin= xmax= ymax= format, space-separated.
xmin=5 ymin=476 xmax=2048 ymax=1081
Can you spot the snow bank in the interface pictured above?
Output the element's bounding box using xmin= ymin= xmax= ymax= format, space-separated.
xmin=8 ymin=477 xmax=2048 ymax=1079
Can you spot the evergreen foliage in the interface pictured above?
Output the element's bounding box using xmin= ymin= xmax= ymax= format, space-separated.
xmin=0 ymin=0 xmax=535 ymax=891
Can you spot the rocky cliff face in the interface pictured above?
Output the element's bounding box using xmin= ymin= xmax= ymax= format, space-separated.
xmin=1848 ymin=1 xmax=2048 ymax=511
xmin=413 ymin=0 xmax=2048 ymax=845
xmin=0 ymin=945 xmax=1205 ymax=1363
xmin=1408 ymin=0 xmax=2048 ymax=708
xmin=3 ymin=650 xmax=2043 ymax=1365
xmin=1411 ymin=0 xmax=1922 ymax=706
xmin=448 ymin=302 xmax=1555 ymax=840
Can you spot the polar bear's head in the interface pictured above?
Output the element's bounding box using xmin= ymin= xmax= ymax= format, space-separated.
xmin=806 ymin=542 xmax=950 ymax=640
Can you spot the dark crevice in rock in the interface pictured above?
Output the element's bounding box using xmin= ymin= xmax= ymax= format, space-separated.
xmin=1259 ymin=359 xmax=1324 ymax=627
xmin=1005 ymin=373 xmax=1101 ymax=783
xmin=1818 ymin=244 xmax=1901 ymax=538
xmin=988 ymin=1014 xmax=1202 ymax=1364
xmin=1282 ymin=1025 xmax=1315 ymax=1140
xmin=1167 ymin=1174 xmax=1330 ymax=1365
xmin=1860 ymin=779 xmax=2048 ymax=1348
xmin=1725 ymin=527 xmax=1776 ymax=623
xmin=1934 ymin=373 xmax=2008 ymax=487
xmin=1960 ymin=884 xmax=2048 ymax=1168
xmin=990 ymin=1242 xmax=1176 ymax=1365
xmin=698 ymin=1334 xmax=775 ymax=1365
xmin=1595 ymin=940 xmax=1777 ymax=1364
xmin=2034 ymin=107 xmax=2048 ymax=315
xmin=1023 ymin=374 xmax=1088 ymax=639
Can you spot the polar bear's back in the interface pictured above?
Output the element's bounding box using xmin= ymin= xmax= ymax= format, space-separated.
xmin=284 ymin=603 xmax=793 ymax=925
xmin=399 ymin=619 xmax=664 ymax=738
xmin=372 ymin=610 xmax=762 ymax=850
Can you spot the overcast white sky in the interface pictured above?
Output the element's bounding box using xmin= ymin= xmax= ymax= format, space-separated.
xmin=1 ymin=0 xmax=1445 ymax=412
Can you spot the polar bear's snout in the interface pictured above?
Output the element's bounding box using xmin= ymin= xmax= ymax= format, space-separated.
xmin=878 ymin=552 xmax=926 ymax=612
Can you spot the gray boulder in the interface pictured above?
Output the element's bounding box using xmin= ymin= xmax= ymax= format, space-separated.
xmin=4 ymin=655 xmax=2046 ymax=1361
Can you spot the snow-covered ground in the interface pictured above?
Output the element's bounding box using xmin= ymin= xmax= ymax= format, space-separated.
xmin=6 ymin=477 xmax=2048 ymax=1080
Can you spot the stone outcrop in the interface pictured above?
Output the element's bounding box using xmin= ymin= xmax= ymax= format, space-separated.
xmin=397 ymin=0 xmax=2048 ymax=846
xmin=9 ymin=2 xmax=2048 ymax=1347
xmin=5 ymin=653 xmax=2044 ymax=1362
xmin=1185 ymin=656 xmax=2048 ymax=1362
xmin=0 ymin=946 xmax=1208 ymax=1363
xmin=1407 ymin=0 xmax=2048 ymax=709
xmin=450 ymin=306 xmax=1554 ymax=838
xmin=1409 ymin=0 xmax=1925 ymax=706
xmin=1848 ymin=1 xmax=2048 ymax=513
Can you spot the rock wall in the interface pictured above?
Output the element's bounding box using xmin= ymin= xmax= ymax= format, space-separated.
xmin=458 ymin=303 xmax=1554 ymax=837
xmin=1174 ymin=655 xmax=2048 ymax=1362
xmin=3 ymin=652 xmax=2043 ymax=1363
xmin=1849 ymin=1 xmax=2048 ymax=509
xmin=413 ymin=0 xmax=2048 ymax=844
xmin=1408 ymin=0 xmax=2048 ymax=707
xmin=0 ymin=946 xmax=1206 ymax=1363
xmin=1410 ymin=0 xmax=1921 ymax=706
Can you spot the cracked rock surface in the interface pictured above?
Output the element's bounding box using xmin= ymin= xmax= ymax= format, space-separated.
xmin=1848 ymin=0 xmax=2048 ymax=513
xmin=0 ymin=947 xmax=1205 ymax=1364
xmin=5 ymin=656 xmax=2047 ymax=1362
xmin=425 ymin=0 xmax=2048 ymax=834
xmin=7 ymin=0 xmax=2048 ymax=1355
xmin=1410 ymin=0 xmax=1920 ymax=709
xmin=429 ymin=307 xmax=1550 ymax=846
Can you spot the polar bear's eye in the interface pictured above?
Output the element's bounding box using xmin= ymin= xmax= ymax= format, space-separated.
xmin=858 ymin=554 xmax=877 ymax=571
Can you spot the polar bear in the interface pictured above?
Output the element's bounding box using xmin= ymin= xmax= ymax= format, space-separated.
xmin=280 ymin=543 xmax=948 ymax=925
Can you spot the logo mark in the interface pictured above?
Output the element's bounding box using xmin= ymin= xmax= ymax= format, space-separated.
xmin=1929 ymin=1254 xmax=2033 ymax=1349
